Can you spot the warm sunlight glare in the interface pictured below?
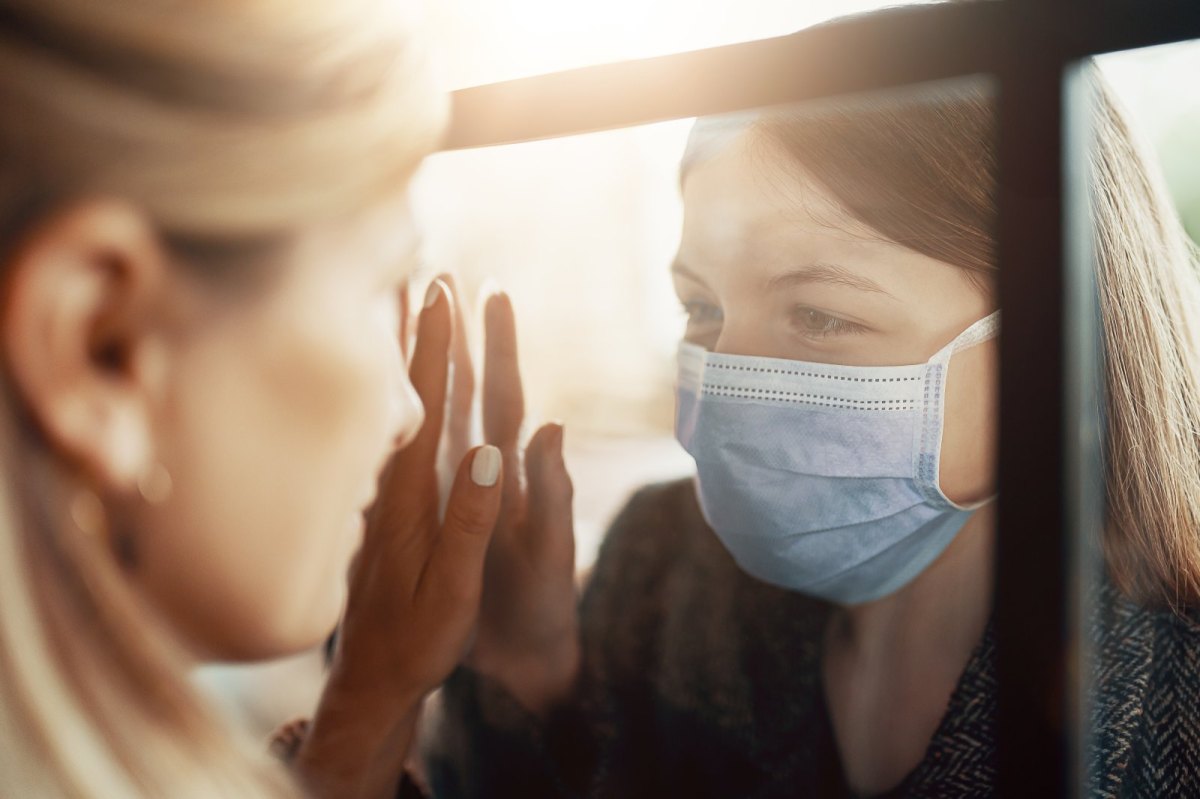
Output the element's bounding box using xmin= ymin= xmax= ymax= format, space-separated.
xmin=433 ymin=0 xmax=926 ymax=88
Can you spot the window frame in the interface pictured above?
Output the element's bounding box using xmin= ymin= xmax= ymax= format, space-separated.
xmin=440 ymin=2 xmax=1200 ymax=793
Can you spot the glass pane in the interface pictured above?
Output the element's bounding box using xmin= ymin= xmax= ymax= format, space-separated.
xmin=193 ymin=34 xmax=1200 ymax=799
xmin=410 ymin=55 xmax=1200 ymax=793
xmin=415 ymin=76 xmax=1019 ymax=796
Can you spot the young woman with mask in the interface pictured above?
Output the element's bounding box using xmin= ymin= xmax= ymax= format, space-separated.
xmin=428 ymin=69 xmax=1200 ymax=797
xmin=0 ymin=1 xmax=573 ymax=797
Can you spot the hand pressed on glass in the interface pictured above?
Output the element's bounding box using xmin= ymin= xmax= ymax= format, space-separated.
xmin=467 ymin=290 xmax=580 ymax=717
xmin=428 ymin=277 xmax=579 ymax=716
xmin=294 ymin=280 xmax=504 ymax=799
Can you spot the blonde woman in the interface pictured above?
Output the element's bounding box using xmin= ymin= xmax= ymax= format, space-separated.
xmin=0 ymin=1 xmax=572 ymax=797
xmin=429 ymin=66 xmax=1200 ymax=799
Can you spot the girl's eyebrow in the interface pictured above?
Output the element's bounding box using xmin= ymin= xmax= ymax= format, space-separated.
xmin=765 ymin=261 xmax=897 ymax=300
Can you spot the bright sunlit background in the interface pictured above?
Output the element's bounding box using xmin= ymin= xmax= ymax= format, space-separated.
xmin=428 ymin=0 xmax=934 ymax=88
xmin=198 ymin=0 xmax=1200 ymax=740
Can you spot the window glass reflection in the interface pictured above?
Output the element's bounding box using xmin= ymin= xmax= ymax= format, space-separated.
xmin=187 ymin=30 xmax=1200 ymax=799
xmin=414 ymin=55 xmax=1200 ymax=795
xmin=424 ymin=78 xmax=1010 ymax=796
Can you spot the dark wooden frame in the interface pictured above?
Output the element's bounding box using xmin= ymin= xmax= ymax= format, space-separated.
xmin=439 ymin=1 xmax=1200 ymax=794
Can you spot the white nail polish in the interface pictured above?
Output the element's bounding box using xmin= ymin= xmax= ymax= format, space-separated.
xmin=471 ymin=445 xmax=501 ymax=487
xmin=424 ymin=280 xmax=443 ymax=309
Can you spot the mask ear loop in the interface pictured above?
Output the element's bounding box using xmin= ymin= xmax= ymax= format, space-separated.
xmin=947 ymin=310 xmax=1001 ymax=355
xmin=916 ymin=310 xmax=1002 ymax=510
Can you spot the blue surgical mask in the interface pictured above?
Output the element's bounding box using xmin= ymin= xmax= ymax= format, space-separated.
xmin=674 ymin=312 xmax=999 ymax=605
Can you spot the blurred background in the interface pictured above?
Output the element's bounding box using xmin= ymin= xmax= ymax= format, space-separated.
xmin=196 ymin=0 xmax=1200 ymax=739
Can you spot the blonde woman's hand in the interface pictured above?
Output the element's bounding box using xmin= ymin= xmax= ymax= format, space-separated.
xmin=466 ymin=290 xmax=581 ymax=717
xmin=295 ymin=279 xmax=502 ymax=799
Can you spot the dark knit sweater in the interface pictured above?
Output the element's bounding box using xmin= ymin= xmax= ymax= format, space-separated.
xmin=427 ymin=478 xmax=1200 ymax=797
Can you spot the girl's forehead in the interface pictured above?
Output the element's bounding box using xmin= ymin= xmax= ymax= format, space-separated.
xmin=681 ymin=138 xmax=885 ymax=254
xmin=678 ymin=141 xmax=992 ymax=312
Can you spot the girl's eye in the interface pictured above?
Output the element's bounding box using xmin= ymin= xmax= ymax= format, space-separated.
xmin=791 ymin=306 xmax=864 ymax=338
xmin=681 ymin=300 xmax=724 ymax=326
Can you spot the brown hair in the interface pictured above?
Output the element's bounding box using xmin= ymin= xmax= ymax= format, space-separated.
xmin=686 ymin=72 xmax=1200 ymax=610
xmin=0 ymin=0 xmax=444 ymax=794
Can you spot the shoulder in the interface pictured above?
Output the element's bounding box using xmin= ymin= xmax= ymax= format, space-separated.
xmin=1143 ymin=600 xmax=1200 ymax=701
xmin=584 ymin=477 xmax=733 ymax=606
xmin=1091 ymin=580 xmax=1200 ymax=793
xmin=586 ymin=478 xmax=705 ymax=577
xmin=581 ymin=478 xmax=708 ymax=620
xmin=1092 ymin=580 xmax=1200 ymax=687
xmin=579 ymin=477 xmax=751 ymax=674
xmin=605 ymin=477 xmax=706 ymax=544
xmin=580 ymin=478 xmax=827 ymax=674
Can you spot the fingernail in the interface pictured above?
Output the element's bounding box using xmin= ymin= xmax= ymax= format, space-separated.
xmin=424 ymin=279 xmax=445 ymax=309
xmin=471 ymin=445 xmax=501 ymax=487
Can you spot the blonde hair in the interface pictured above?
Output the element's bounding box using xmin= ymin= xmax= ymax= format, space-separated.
xmin=1090 ymin=85 xmax=1200 ymax=609
xmin=0 ymin=0 xmax=445 ymax=794
xmin=688 ymin=71 xmax=1200 ymax=610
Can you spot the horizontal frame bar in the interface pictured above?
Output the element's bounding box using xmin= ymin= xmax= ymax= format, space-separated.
xmin=443 ymin=0 xmax=1200 ymax=151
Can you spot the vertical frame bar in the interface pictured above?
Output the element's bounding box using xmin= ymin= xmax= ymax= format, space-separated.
xmin=995 ymin=16 xmax=1103 ymax=798
xmin=994 ymin=38 xmax=1072 ymax=799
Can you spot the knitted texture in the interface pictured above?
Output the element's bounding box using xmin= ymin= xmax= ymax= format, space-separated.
xmin=429 ymin=479 xmax=1200 ymax=798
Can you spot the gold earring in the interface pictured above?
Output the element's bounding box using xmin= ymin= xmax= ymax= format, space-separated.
xmin=69 ymin=489 xmax=107 ymax=539
xmin=137 ymin=463 xmax=173 ymax=505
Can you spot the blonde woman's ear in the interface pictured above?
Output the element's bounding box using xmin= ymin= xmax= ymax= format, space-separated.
xmin=1 ymin=199 xmax=170 ymax=492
